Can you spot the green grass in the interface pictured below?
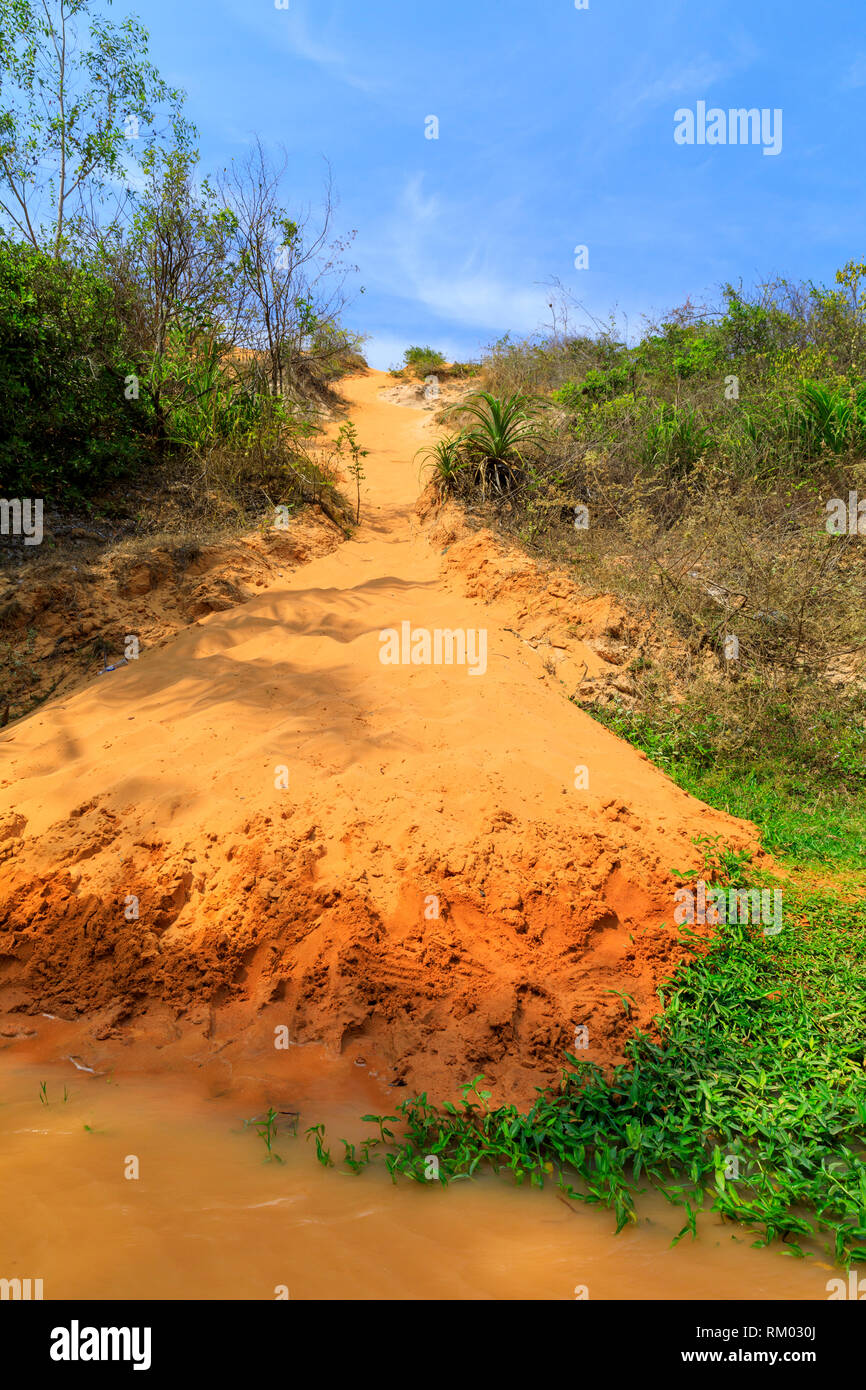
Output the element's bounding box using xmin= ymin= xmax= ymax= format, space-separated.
xmin=585 ymin=700 xmax=866 ymax=876
xmin=313 ymin=881 xmax=866 ymax=1265
xmin=309 ymin=705 xmax=866 ymax=1266
xmin=676 ymin=769 xmax=866 ymax=873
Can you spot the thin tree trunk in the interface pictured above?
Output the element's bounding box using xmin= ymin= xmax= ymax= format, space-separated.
xmin=51 ymin=1 xmax=68 ymax=259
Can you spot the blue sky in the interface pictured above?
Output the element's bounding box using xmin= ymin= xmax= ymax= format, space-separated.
xmin=135 ymin=0 xmax=866 ymax=368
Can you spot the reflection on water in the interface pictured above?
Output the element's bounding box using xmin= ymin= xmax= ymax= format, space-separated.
xmin=0 ymin=1055 xmax=835 ymax=1301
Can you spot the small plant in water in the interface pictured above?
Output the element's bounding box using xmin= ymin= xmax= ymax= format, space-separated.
xmin=246 ymin=1106 xmax=284 ymax=1164
xmin=305 ymin=1122 xmax=334 ymax=1168
xmin=360 ymin=1112 xmax=398 ymax=1145
xmin=338 ymin=1137 xmax=379 ymax=1174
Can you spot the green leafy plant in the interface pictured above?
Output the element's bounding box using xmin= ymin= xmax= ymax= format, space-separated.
xmin=305 ymin=1122 xmax=333 ymax=1168
xmin=337 ymin=1137 xmax=380 ymax=1173
xmin=245 ymin=1106 xmax=284 ymax=1163
xmin=416 ymin=434 xmax=466 ymax=497
xmin=333 ymin=421 xmax=368 ymax=523
xmin=641 ymin=403 xmax=712 ymax=477
xmin=445 ymin=391 xmax=547 ymax=496
xmin=673 ymin=834 xmax=754 ymax=888
xmin=553 ymin=363 xmax=630 ymax=408
xmin=403 ymin=345 xmax=446 ymax=377
xmin=0 ymin=236 xmax=152 ymax=497
xmin=794 ymin=380 xmax=866 ymax=456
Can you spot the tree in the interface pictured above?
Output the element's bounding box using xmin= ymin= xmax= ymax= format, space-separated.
xmin=0 ymin=0 xmax=190 ymax=257
xmin=0 ymin=233 xmax=151 ymax=495
xmin=79 ymin=145 xmax=240 ymax=430
xmin=218 ymin=138 xmax=357 ymax=399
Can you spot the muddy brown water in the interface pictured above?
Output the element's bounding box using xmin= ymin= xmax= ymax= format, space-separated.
xmin=0 ymin=1039 xmax=835 ymax=1301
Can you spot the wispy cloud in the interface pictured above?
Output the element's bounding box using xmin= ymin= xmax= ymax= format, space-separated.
xmin=361 ymin=174 xmax=549 ymax=340
xmin=570 ymin=41 xmax=758 ymax=175
xmin=226 ymin=0 xmax=382 ymax=94
xmin=621 ymin=56 xmax=738 ymax=117
xmin=841 ymin=53 xmax=866 ymax=89
xmin=412 ymin=273 xmax=548 ymax=335
xmin=267 ymin=6 xmax=382 ymax=94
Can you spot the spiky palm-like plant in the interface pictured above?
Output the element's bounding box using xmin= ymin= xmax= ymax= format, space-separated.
xmin=795 ymin=380 xmax=866 ymax=455
xmin=417 ymin=434 xmax=466 ymax=498
xmin=445 ymin=391 xmax=546 ymax=495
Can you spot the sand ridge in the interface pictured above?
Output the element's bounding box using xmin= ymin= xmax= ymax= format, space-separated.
xmin=0 ymin=371 xmax=760 ymax=1102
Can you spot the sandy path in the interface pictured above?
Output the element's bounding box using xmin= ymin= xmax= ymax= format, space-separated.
xmin=0 ymin=372 xmax=757 ymax=1102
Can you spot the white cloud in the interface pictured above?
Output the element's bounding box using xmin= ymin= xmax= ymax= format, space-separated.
xmin=603 ymin=40 xmax=759 ymax=150
xmin=360 ymin=173 xmax=550 ymax=340
xmin=841 ymin=53 xmax=866 ymax=89
xmin=263 ymin=6 xmax=382 ymax=94
xmin=412 ymin=273 xmax=547 ymax=335
xmin=623 ymin=57 xmax=736 ymax=114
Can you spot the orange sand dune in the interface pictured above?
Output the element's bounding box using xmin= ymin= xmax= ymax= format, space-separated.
xmin=0 ymin=371 xmax=759 ymax=1102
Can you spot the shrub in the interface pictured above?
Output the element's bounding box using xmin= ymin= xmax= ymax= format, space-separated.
xmin=795 ymin=380 xmax=866 ymax=457
xmin=640 ymin=403 xmax=713 ymax=477
xmin=673 ymin=333 xmax=724 ymax=378
xmin=553 ymin=363 xmax=631 ymax=409
xmin=403 ymin=345 xmax=446 ymax=377
xmin=445 ymin=391 xmax=547 ymax=496
xmin=0 ymin=238 xmax=152 ymax=499
xmin=417 ymin=435 xmax=466 ymax=497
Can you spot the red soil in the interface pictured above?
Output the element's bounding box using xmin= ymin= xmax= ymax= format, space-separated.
xmin=0 ymin=371 xmax=760 ymax=1103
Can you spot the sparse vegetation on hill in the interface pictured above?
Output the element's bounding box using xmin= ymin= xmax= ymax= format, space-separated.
xmin=0 ymin=0 xmax=364 ymax=723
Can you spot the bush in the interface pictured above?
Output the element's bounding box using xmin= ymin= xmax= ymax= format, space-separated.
xmin=552 ymin=363 xmax=631 ymax=408
xmin=403 ymin=345 xmax=446 ymax=377
xmin=445 ymin=361 xmax=481 ymax=379
xmin=640 ymin=403 xmax=713 ymax=477
xmin=795 ymin=380 xmax=866 ymax=457
xmin=440 ymin=391 xmax=548 ymax=497
xmin=0 ymin=238 xmax=152 ymax=500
